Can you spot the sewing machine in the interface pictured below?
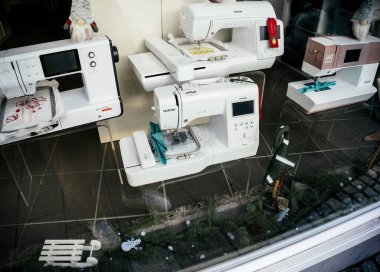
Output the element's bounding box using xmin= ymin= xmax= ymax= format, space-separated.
xmin=128 ymin=1 xmax=284 ymax=91
xmin=0 ymin=35 xmax=122 ymax=144
xmin=120 ymin=77 xmax=259 ymax=186
xmin=287 ymin=35 xmax=380 ymax=114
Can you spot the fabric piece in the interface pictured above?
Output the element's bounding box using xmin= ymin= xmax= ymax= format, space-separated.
xmin=0 ymin=80 xmax=64 ymax=144
xmin=149 ymin=122 xmax=167 ymax=165
xmin=297 ymin=81 xmax=336 ymax=94
xmin=167 ymin=33 xmax=233 ymax=62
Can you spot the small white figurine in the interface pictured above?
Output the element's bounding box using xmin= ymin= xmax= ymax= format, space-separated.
xmin=276 ymin=208 xmax=290 ymax=222
xmin=64 ymin=0 xmax=98 ymax=43
xmin=351 ymin=0 xmax=375 ymax=41
xmin=121 ymin=238 xmax=142 ymax=252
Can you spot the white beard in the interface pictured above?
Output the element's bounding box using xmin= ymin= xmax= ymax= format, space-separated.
xmin=70 ymin=22 xmax=93 ymax=43
xmin=352 ymin=21 xmax=371 ymax=41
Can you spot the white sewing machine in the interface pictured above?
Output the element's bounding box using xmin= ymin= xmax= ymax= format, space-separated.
xmin=287 ymin=35 xmax=380 ymax=114
xmin=128 ymin=1 xmax=284 ymax=91
xmin=0 ymin=35 xmax=122 ymax=144
xmin=120 ymin=77 xmax=259 ymax=186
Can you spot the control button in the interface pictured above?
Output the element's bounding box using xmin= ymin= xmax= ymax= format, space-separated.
xmin=88 ymin=52 xmax=95 ymax=58
xmin=90 ymin=61 xmax=96 ymax=67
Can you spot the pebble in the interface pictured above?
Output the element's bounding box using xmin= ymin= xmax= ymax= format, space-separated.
xmin=357 ymin=185 xmax=362 ymax=190
xmin=348 ymin=177 xmax=353 ymax=181
xmin=367 ymin=169 xmax=377 ymax=179
xmin=141 ymin=231 xmax=146 ymax=236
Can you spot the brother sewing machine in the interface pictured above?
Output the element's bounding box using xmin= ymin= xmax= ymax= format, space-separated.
xmin=128 ymin=1 xmax=284 ymax=91
xmin=0 ymin=35 xmax=122 ymax=144
xmin=120 ymin=77 xmax=259 ymax=186
xmin=287 ymin=35 xmax=380 ymax=114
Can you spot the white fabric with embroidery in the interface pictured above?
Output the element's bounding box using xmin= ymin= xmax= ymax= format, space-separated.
xmin=0 ymin=80 xmax=65 ymax=143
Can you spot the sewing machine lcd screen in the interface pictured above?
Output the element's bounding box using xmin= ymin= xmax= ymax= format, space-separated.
xmin=40 ymin=49 xmax=81 ymax=77
xmin=344 ymin=49 xmax=361 ymax=63
xmin=259 ymin=25 xmax=281 ymax=40
xmin=232 ymin=100 xmax=254 ymax=117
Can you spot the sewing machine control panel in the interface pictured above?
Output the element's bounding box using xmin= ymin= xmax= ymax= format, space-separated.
xmin=256 ymin=19 xmax=284 ymax=60
xmin=15 ymin=59 xmax=44 ymax=94
xmin=229 ymin=99 xmax=257 ymax=147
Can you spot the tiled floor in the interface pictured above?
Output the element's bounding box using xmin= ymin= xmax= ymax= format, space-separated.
xmin=0 ymin=61 xmax=380 ymax=271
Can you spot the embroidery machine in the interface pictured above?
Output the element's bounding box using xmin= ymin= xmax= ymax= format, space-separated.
xmin=0 ymin=35 xmax=122 ymax=144
xmin=287 ymin=35 xmax=380 ymax=114
xmin=120 ymin=77 xmax=259 ymax=186
xmin=128 ymin=1 xmax=284 ymax=91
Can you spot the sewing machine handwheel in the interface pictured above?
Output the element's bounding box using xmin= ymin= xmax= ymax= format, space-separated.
xmin=86 ymin=257 xmax=98 ymax=266
xmin=90 ymin=240 xmax=102 ymax=250
xmin=112 ymin=46 xmax=119 ymax=63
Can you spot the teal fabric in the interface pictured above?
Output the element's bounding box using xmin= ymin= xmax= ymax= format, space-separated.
xmin=297 ymin=81 xmax=336 ymax=94
xmin=149 ymin=122 xmax=167 ymax=165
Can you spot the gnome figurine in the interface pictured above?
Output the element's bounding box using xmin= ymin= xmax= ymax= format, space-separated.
xmin=63 ymin=0 xmax=98 ymax=43
xmin=351 ymin=0 xmax=375 ymax=41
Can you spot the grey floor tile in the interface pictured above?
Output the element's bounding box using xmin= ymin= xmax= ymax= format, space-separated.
xmin=45 ymin=129 xmax=107 ymax=174
xmin=4 ymin=139 xmax=57 ymax=176
xmin=0 ymin=179 xmax=21 ymax=225
xmin=0 ymin=224 xmax=24 ymax=268
xmin=260 ymin=122 xmax=316 ymax=154
xmin=97 ymin=170 xmax=145 ymax=218
xmin=165 ymin=168 xmax=232 ymax=208
xmin=305 ymin=120 xmax=339 ymax=152
xmin=26 ymin=175 xmax=65 ymax=223
xmin=256 ymin=132 xmax=272 ymax=156
xmin=223 ymin=157 xmax=272 ymax=192
xmin=260 ymin=62 xmax=306 ymax=124
xmin=0 ymin=177 xmax=38 ymax=225
xmin=103 ymin=141 xmax=123 ymax=170
xmin=327 ymin=118 xmax=379 ymax=149
xmin=24 ymin=172 xmax=101 ymax=223
xmin=0 ymin=154 xmax=11 ymax=179
xmin=294 ymin=150 xmax=352 ymax=179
